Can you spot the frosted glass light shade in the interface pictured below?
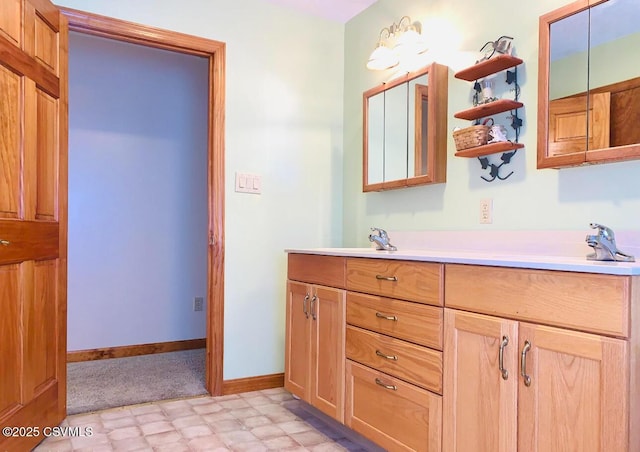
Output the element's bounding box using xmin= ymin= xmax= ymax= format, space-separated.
xmin=393 ymin=29 xmax=428 ymax=56
xmin=367 ymin=44 xmax=399 ymax=70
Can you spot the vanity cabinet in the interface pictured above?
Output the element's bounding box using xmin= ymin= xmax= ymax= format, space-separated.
xmin=285 ymin=254 xmax=346 ymax=422
xmin=285 ymin=252 xmax=639 ymax=452
xmin=344 ymin=258 xmax=444 ymax=452
xmin=443 ymin=264 xmax=636 ymax=452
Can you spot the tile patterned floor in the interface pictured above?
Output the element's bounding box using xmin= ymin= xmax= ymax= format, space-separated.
xmin=34 ymin=388 xmax=382 ymax=451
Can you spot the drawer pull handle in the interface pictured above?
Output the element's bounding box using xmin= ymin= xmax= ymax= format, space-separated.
xmin=375 ymin=312 xmax=398 ymax=321
xmin=375 ymin=378 xmax=397 ymax=391
xmin=302 ymin=294 xmax=310 ymax=319
xmin=498 ymin=335 xmax=509 ymax=380
xmin=0 ymin=239 xmax=9 ymax=246
xmin=375 ymin=275 xmax=398 ymax=282
xmin=310 ymin=295 xmax=317 ymax=320
xmin=521 ymin=340 xmax=532 ymax=387
xmin=375 ymin=350 xmax=398 ymax=361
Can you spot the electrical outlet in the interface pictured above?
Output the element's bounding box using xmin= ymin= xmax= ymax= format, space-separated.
xmin=480 ymin=198 xmax=493 ymax=224
xmin=193 ymin=297 xmax=204 ymax=312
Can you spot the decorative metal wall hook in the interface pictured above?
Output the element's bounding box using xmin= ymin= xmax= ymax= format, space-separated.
xmin=478 ymin=150 xmax=517 ymax=182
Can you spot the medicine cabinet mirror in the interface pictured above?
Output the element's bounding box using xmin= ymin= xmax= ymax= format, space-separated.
xmin=363 ymin=62 xmax=448 ymax=191
xmin=538 ymin=0 xmax=640 ymax=168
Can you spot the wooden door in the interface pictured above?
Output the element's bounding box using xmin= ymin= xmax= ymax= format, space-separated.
xmin=443 ymin=309 xmax=518 ymax=452
xmin=0 ymin=0 xmax=68 ymax=451
xmin=517 ymin=323 xmax=628 ymax=452
xmin=309 ymin=285 xmax=345 ymax=422
xmin=284 ymin=281 xmax=310 ymax=400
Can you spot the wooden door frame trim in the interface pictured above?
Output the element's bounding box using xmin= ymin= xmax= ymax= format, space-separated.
xmin=59 ymin=7 xmax=225 ymax=396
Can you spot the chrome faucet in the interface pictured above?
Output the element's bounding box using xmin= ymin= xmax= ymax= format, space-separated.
xmin=369 ymin=227 xmax=397 ymax=251
xmin=586 ymin=223 xmax=635 ymax=262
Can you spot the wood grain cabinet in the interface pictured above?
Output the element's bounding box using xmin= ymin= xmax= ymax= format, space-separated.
xmin=443 ymin=264 xmax=638 ymax=452
xmin=344 ymin=258 xmax=444 ymax=452
xmin=285 ymin=254 xmax=346 ymax=422
xmin=286 ymin=254 xmax=639 ymax=452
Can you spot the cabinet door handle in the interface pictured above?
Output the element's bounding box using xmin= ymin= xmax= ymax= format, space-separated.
xmin=521 ymin=340 xmax=532 ymax=387
xmin=375 ymin=312 xmax=398 ymax=321
xmin=310 ymin=295 xmax=317 ymax=320
xmin=375 ymin=275 xmax=398 ymax=282
xmin=375 ymin=350 xmax=398 ymax=361
xmin=498 ymin=335 xmax=509 ymax=380
xmin=302 ymin=294 xmax=309 ymax=319
xmin=0 ymin=239 xmax=9 ymax=246
xmin=375 ymin=378 xmax=397 ymax=391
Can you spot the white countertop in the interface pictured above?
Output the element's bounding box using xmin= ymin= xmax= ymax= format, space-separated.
xmin=285 ymin=244 xmax=640 ymax=276
xmin=285 ymin=232 xmax=640 ymax=275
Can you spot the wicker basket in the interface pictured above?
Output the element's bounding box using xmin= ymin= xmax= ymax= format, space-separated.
xmin=453 ymin=125 xmax=490 ymax=151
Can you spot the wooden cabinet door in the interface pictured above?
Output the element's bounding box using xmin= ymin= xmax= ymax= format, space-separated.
xmin=548 ymin=93 xmax=610 ymax=158
xmin=517 ymin=323 xmax=628 ymax=452
xmin=284 ymin=281 xmax=310 ymax=400
xmin=309 ymin=285 xmax=345 ymax=422
xmin=0 ymin=1 xmax=68 ymax=451
xmin=443 ymin=309 xmax=518 ymax=452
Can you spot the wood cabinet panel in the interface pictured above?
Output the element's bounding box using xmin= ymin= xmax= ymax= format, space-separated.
xmin=284 ymin=280 xmax=345 ymax=422
xmin=347 ymin=292 xmax=443 ymax=349
xmin=284 ymin=281 xmax=309 ymax=400
xmin=0 ymin=65 xmax=21 ymax=219
xmin=310 ymin=285 xmax=345 ymax=422
xmin=0 ymin=0 xmax=21 ymax=47
xmin=287 ymin=254 xmax=345 ymax=288
xmin=35 ymin=89 xmax=58 ymax=220
xmin=443 ymin=309 xmax=518 ymax=452
xmin=347 ymin=258 xmax=443 ymax=305
xmin=34 ymin=14 xmax=58 ymax=73
xmin=0 ymin=264 xmax=21 ymax=418
xmin=23 ymin=260 xmax=58 ymax=399
xmin=517 ymin=322 xmax=628 ymax=452
xmin=345 ymin=360 xmax=442 ymax=452
xmin=548 ymin=93 xmax=610 ymax=157
xmin=445 ymin=264 xmax=629 ymax=337
xmin=346 ymin=325 xmax=442 ymax=394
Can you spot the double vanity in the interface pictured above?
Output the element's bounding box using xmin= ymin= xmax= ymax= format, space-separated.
xmin=284 ymin=243 xmax=640 ymax=452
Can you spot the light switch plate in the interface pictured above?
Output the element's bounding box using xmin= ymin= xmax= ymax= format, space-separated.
xmin=235 ymin=172 xmax=261 ymax=194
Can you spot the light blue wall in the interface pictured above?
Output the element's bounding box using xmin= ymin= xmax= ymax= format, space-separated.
xmin=56 ymin=0 xmax=345 ymax=379
xmin=67 ymin=32 xmax=209 ymax=350
xmin=343 ymin=0 xmax=640 ymax=247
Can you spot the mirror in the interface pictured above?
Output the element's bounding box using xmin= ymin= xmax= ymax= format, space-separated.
xmin=538 ymin=0 xmax=640 ymax=168
xmin=363 ymin=62 xmax=448 ymax=191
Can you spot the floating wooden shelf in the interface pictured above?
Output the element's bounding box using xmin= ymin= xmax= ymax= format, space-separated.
xmin=454 ymin=142 xmax=525 ymax=158
xmin=454 ymin=99 xmax=524 ymax=121
xmin=454 ymin=55 xmax=524 ymax=81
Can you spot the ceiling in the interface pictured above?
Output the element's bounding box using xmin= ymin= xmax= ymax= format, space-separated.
xmin=262 ymin=0 xmax=378 ymax=23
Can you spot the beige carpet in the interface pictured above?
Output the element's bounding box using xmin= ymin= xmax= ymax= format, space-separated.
xmin=67 ymin=348 xmax=208 ymax=415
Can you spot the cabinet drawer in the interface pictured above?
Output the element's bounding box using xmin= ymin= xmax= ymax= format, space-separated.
xmin=445 ymin=264 xmax=630 ymax=337
xmin=347 ymin=258 xmax=443 ymax=305
xmin=288 ymin=253 xmax=346 ymax=288
xmin=346 ymin=360 xmax=442 ymax=452
xmin=346 ymin=292 xmax=443 ymax=350
xmin=346 ymin=325 xmax=442 ymax=394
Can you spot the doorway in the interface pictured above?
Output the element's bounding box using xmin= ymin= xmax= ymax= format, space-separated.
xmin=60 ymin=7 xmax=226 ymax=398
xmin=66 ymin=30 xmax=209 ymax=413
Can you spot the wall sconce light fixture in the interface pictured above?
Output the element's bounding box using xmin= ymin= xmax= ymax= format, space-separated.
xmin=366 ymin=16 xmax=428 ymax=71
